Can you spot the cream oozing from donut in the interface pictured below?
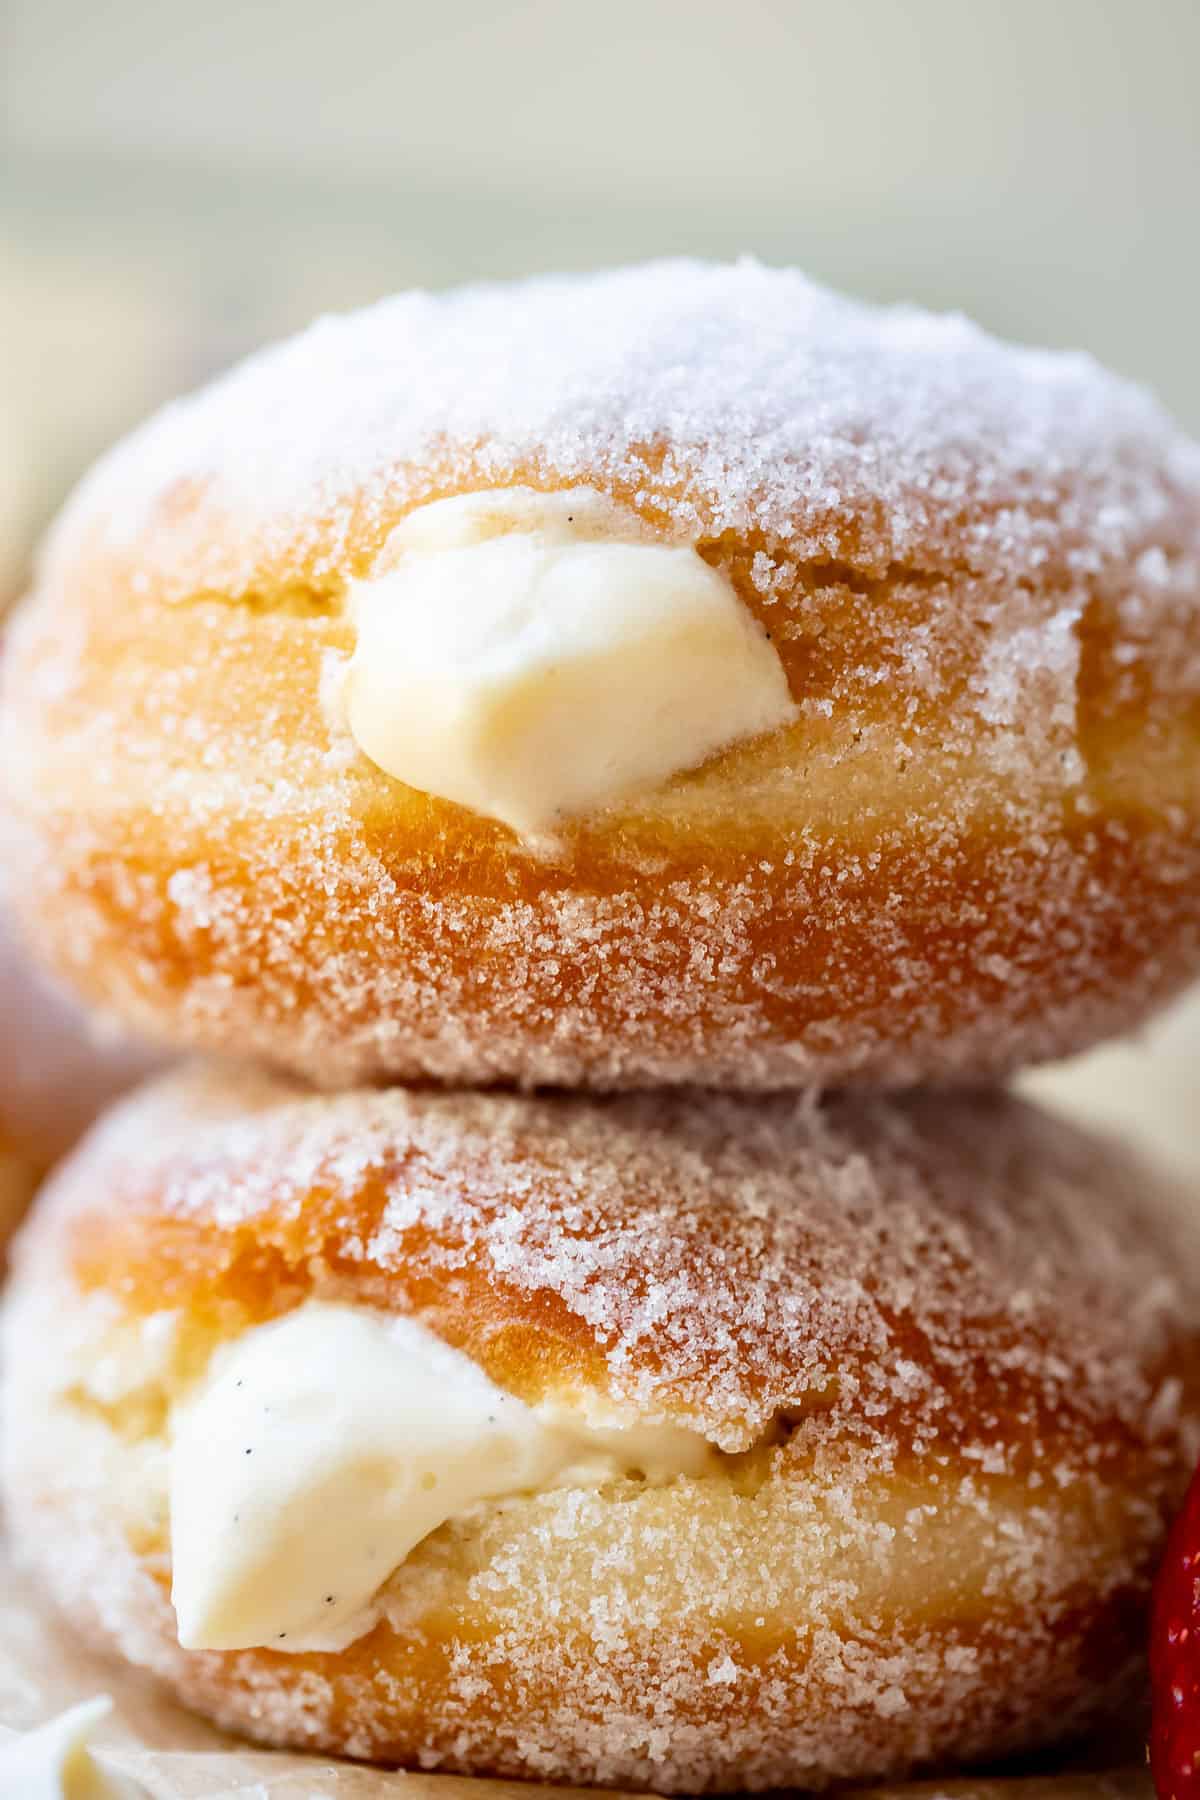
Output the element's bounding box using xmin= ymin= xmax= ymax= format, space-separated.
xmin=169 ymin=1301 xmax=717 ymax=1653
xmin=0 ymin=1697 xmax=145 ymax=1798
xmin=342 ymin=487 xmax=795 ymax=834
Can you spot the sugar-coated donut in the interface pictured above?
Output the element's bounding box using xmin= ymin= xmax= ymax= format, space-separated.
xmin=5 ymin=1066 xmax=1198 ymax=1791
xmin=2 ymin=261 xmax=1199 ymax=1090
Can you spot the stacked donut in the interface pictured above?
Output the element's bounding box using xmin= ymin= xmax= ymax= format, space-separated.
xmin=2 ymin=259 xmax=1200 ymax=1792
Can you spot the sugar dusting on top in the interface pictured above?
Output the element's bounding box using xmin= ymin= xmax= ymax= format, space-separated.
xmin=32 ymin=1066 xmax=1200 ymax=1456
xmin=43 ymin=257 xmax=1200 ymax=598
xmin=5 ymin=259 xmax=1200 ymax=1094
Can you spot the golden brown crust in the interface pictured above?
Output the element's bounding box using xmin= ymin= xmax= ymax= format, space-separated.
xmin=5 ymin=1070 xmax=1198 ymax=1788
xmin=3 ymin=262 xmax=1199 ymax=1088
xmin=19 ymin=1066 xmax=1200 ymax=1452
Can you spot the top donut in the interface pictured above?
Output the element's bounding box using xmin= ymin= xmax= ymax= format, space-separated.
xmin=3 ymin=259 xmax=1200 ymax=1089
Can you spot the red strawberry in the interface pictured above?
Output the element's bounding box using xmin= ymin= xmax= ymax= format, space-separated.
xmin=1152 ymin=1463 xmax=1200 ymax=1799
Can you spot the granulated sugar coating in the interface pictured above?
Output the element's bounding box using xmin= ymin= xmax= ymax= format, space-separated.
xmin=5 ymin=1069 xmax=1199 ymax=1788
xmin=3 ymin=259 xmax=1200 ymax=1088
xmin=36 ymin=258 xmax=1200 ymax=593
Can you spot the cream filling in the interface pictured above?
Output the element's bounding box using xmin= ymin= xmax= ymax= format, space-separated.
xmin=0 ymin=1699 xmax=145 ymax=1798
xmin=169 ymin=1301 xmax=717 ymax=1654
xmin=342 ymin=486 xmax=795 ymax=834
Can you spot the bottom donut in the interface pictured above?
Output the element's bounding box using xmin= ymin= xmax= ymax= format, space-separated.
xmin=3 ymin=1068 xmax=1198 ymax=1793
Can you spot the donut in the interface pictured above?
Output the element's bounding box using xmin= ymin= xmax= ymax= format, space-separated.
xmin=2 ymin=260 xmax=1199 ymax=1091
xmin=5 ymin=1066 xmax=1197 ymax=1791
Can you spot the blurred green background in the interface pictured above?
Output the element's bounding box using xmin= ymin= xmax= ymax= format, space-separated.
xmin=2 ymin=0 xmax=1198 ymax=1173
